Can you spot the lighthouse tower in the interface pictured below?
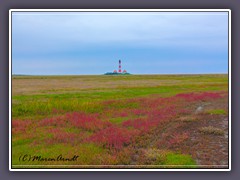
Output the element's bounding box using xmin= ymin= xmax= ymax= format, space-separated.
xmin=118 ymin=60 xmax=122 ymax=73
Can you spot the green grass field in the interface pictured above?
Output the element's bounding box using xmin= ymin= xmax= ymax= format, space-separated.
xmin=11 ymin=74 xmax=229 ymax=168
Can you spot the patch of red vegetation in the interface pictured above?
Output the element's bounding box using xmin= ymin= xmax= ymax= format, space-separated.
xmin=66 ymin=112 xmax=110 ymax=131
xmin=38 ymin=115 xmax=67 ymax=127
xmin=118 ymin=112 xmax=129 ymax=117
xmin=12 ymin=119 xmax=32 ymax=134
xmin=132 ymin=109 xmax=146 ymax=116
xmin=122 ymin=105 xmax=178 ymax=133
xmin=168 ymin=132 xmax=190 ymax=146
xmin=46 ymin=128 xmax=77 ymax=145
xmin=175 ymin=92 xmax=221 ymax=102
xmin=88 ymin=125 xmax=139 ymax=150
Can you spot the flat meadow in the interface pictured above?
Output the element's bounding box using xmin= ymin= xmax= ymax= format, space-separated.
xmin=11 ymin=74 xmax=229 ymax=168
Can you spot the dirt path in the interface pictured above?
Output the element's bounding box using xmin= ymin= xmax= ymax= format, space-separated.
xmin=129 ymin=97 xmax=229 ymax=168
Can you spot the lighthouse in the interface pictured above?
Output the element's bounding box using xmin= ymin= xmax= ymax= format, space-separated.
xmin=118 ymin=60 xmax=122 ymax=73
xmin=104 ymin=59 xmax=130 ymax=75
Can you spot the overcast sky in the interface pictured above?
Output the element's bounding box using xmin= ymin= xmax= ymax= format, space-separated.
xmin=12 ymin=11 xmax=229 ymax=75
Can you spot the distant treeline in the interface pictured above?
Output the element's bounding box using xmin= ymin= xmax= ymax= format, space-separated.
xmin=104 ymin=72 xmax=131 ymax=75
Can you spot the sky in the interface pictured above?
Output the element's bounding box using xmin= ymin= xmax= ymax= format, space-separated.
xmin=12 ymin=11 xmax=229 ymax=75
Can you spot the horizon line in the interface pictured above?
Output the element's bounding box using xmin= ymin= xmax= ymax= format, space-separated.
xmin=12 ymin=73 xmax=228 ymax=76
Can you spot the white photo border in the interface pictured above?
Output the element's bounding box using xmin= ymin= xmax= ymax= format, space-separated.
xmin=9 ymin=9 xmax=231 ymax=171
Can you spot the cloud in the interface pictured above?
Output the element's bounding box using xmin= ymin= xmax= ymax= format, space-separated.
xmin=12 ymin=12 xmax=228 ymax=48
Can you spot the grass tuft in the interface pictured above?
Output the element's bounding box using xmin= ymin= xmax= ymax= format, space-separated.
xmin=178 ymin=116 xmax=197 ymax=122
xmin=164 ymin=153 xmax=197 ymax=168
xmin=144 ymin=148 xmax=196 ymax=168
xmin=207 ymin=109 xmax=227 ymax=115
xmin=199 ymin=126 xmax=224 ymax=135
